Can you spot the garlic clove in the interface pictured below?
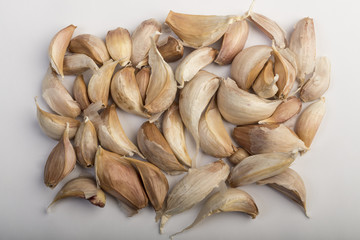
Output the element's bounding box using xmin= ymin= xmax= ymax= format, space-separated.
xmin=135 ymin=67 xmax=151 ymax=103
xmin=228 ymin=147 xmax=250 ymax=165
xmin=252 ymin=60 xmax=279 ymax=99
xmin=72 ymin=74 xmax=90 ymax=110
xmin=63 ymin=53 xmax=99 ymax=76
xmin=106 ymin=27 xmax=132 ymax=66
xmin=157 ymin=36 xmax=184 ymax=62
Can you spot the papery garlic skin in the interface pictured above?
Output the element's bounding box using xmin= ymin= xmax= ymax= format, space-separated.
xmin=63 ymin=53 xmax=99 ymax=75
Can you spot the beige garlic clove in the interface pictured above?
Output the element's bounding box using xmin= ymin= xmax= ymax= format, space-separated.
xmin=257 ymin=168 xmax=307 ymax=216
xmin=157 ymin=36 xmax=184 ymax=62
xmin=249 ymin=12 xmax=287 ymax=49
xmin=48 ymin=24 xmax=77 ymax=77
xmin=105 ymin=27 xmax=132 ymax=66
xmin=88 ymin=59 xmax=118 ymax=107
xmin=74 ymin=117 xmax=98 ymax=168
xmin=300 ymin=57 xmax=331 ymax=102
xmin=42 ymin=67 xmax=81 ymax=118
xmin=48 ymin=177 xmax=106 ymax=209
xmin=162 ymin=103 xmax=192 ymax=168
xmin=172 ymin=188 xmax=258 ymax=237
xmin=63 ymin=53 xmax=99 ymax=75
xmin=124 ymin=157 xmax=169 ymax=212
xmin=137 ymin=121 xmax=187 ymax=175
xmin=228 ymin=147 xmax=249 ymax=165
xmin=144 ymin=34 xmax=177 ymax=115
xmin=69 ymin=34 xmax=110 ymax=65
xmin=95 ymin=147 xmax=148 ymax=214
xmin=110 ymin=66 xmax=149 ymax=118
xmin=231 ymin=45 xmax=272 ymax=90
xmin=73 ymin=75 xmax=90 ymax=110
xmin=215 ymin=20 xmax=249 ymax=65
xmin=232 ymin=124 xmax=308 ymax=155
xmin=135 ymin=67 xmax=151 ymax=103
xmin=217 ymin=78 xmax=281 ymax=125
xmin=289 ymin=17 xmax=316 ymax=83
xmin=175 ymin=47 xmax=218 ymax=88
xmin=228 ymin=152 xmax=297 ymax=187
xmin=179 ymin=71 xmax=220 ymax=164
xmin=35 ymin=97 xmax=80 ymax=140
xmin=252 ymin=60 xmax=279 ymax=98
xmin=44 ymin=123 xmax=77 ymax=188
xmin=131 ymin=19 xmax=161 ymax=68
xmin=259 ymin=96 xmax=302 ymax=124
xmin=159 ymin=160 xmax=230 ymax=233
xmin=199 ymin=98 xmax=236 ymax=158
xmin=295 ymin=98 xmax=325 ymax=148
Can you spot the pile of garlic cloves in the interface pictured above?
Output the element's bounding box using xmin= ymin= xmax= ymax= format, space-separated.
xmin=37 ymin=2 xmax=330 ymax=237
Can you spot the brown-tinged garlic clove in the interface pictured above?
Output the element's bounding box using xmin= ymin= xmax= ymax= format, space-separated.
xmin=157 ymin=36 xmax=184 ymax=62
xmin=135 ymin=67 xmax=151 ymax=103
xmin=106 ymin=27 xmax=132 ymax=66
xmin=228 ymin=147 xmax=250 ymax=165
xmin=72 ymin=74 xmax=90 ymax=110
xmin=252 ymin=60 xmax=279 ymax=98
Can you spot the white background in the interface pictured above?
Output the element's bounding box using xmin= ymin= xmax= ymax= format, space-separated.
xmin=0 ymin=0 xmax=359 ymax=239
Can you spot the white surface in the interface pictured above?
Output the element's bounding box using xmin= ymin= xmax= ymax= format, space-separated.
xmin=0 ymin=0 xmax=359 ymax=239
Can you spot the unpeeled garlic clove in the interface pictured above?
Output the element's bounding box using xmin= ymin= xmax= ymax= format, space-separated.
xmin=199 ymin=97 xmax=236 ymax=158
xmin=259 ymin=96 xmax=302 ymax=124
xmin=257 ymin=168 xmax=307 ymax=216
xmin=110 ymin=66 xmax=149 ymax=118
xmin=131 ymin=19 xmax=161 ymax=68
xmin=48 ymin=177 xmax=106 ymax=209
xmin=252 ymin=60 xmax=279 ymax=98
xmin=69 ymin=34 xmax=110 ymax=65
xmin=73 ymin=74 xmax=90 ymax=110
xmin=228 ymin=152 xmax=297 ymax=187
xmin=171 ymin=188 xmax=258 ymax=237
xmin=159 ymin=159 xmax=230 ymax=233
xmin=175 ymin=47 xmax=218 ymax=88
xmin=44 ymin=123 xmax=77 ymax=188
xmin=74 ymin=117 xmax=98 ymax=168
xmin=135 ymin=67 xmax=151 ymax=103
xmin=295 ymin=98 xmax=325 ymax=148
xmin=217 ymin=78 xmax=281 ymax=125
xmin=231 ymin=45 xmax=272 ymax=90
xmin=232 ymin=124 xmax=307 ymax=154
xmin=95 ymin=146 xmax=148 ymax=214
xmin=106 ymin=27 xmax=132 ymax=66
xmin=215 ymin=20 xmax=249 ymax=65
xmin=48 ymin=24 xmax=76 ymax=77
xmin=63 ymin=53 xmax=99 ymax=75
xmin=42 ymin=67 xmax=81 ymax=118
xmin=300 ymin=57 xmax=331 ymax=102
xmin=162 ymin=103 xmax=192 ymax=168
xmin=228 ymin=147 xmax=249 ymax=165
xmin=179 ymin=71 xmax=220 ymax=164
xmin=137 ymin=121 xmax=187 ymax=175
xmin=88 ymin=59 xmax=118 ymax=107
xmin=289 ymin=17 xmax=316 ymax=83
xmin=144 ymin=34 xmax=177 ymax=115
xmin=157 ymin=36 xmax=184 ymax=62
xmin=35 ymin=97 xmax=80 ymax=140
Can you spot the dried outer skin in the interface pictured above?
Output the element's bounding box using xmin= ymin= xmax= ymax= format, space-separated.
xmin=162 ymin=103 xmax=192 ymax=168
xmin=136 ymin=67 xmax=151 ymax=103
xmin=295 ymin=98 xmax=325 ymax=148
xmin=257 ymin=168 xmax=307 ymax=216
xmin=49 ymin=177 xmax=106 ymax=208
xmin=259 ymin=96 xmax=302 ymax=124
xmin=73 ymin=75 xmax=90 ymax=110
xmin=232 ymin=124 xmax=307 ymax=155
xmin=231 ymin=45 xmax=272 ymax=90
xmin=131 ymin=19 xmax=161 ymax=68
xmin=300 ymin=57 xmax=331 ymax=102
xmin=137 ymin=122 xmax=187 ymax=175
xmin=160 ymin=160 xmax=230 ymax=233
xmin=49 ymin=24 xmax=76 ymax=77
xmin=228 ymin=148 xmax=250 ymax=165
xmin=252 ymin=60 xmax=278 ymax=99
xmin=249 ymin=12 xmax=287 ymax=48
xmin=95 ymin=147 xmax=148 ymax=212
xmin=69 ymin=34 xmax=110 ymax=65
xmin=215 ymin=20 xmax=249 ymax=65
xmin=228 ymin=152 xmax=297 ymax=187
xmin=217 ymin=78 xmax=281 ymax=125
xmin=289 ymin=17 xmax=316 ymax=82
xmin=63 ymin=53 xmax=99 ymax=75
xmin=42 ymin=67 xmax=81 ymax=118
xmin=157 ymin=36 xmax=184 ymax=62
xmin=106 ymin=27 xmax=132 ymax=66
xmin=175 ymin=47 xmax=218 ymax=88
xmin=199 ymin=98 xmax=236 ymax=158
